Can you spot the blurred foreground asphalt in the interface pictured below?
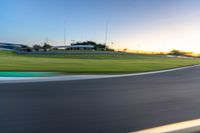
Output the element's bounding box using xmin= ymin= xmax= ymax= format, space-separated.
xmin=1 ymin=66 xmax=200 ymax=133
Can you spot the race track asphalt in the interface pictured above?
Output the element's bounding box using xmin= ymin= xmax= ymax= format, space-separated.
xmin=1 ymin=66 xmax=200 ymax=133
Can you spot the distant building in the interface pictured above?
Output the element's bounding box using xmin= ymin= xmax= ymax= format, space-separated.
xmin=0 ymin=42 xmax=29 ymax=51
xmin=54 ymin=45 xmax=94 ymax=50
xmin=66 ymin=45 xmax=94 ymax=50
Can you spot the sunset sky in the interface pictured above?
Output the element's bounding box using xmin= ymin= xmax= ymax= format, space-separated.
xmin=1 ymin=0 xmax=200 ymax=52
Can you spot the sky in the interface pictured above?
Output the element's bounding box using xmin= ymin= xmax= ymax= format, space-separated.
xmin=1 ymin=0 xmax=200 ymax=52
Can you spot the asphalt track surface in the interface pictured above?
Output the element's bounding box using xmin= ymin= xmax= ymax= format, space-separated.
xmin=1 ymin=66 xmax=200 ymax=133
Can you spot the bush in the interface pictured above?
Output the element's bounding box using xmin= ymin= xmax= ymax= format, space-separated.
xmin=170 ymin=49 xmax=186 ymax=56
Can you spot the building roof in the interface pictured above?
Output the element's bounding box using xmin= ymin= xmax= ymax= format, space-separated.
xmin=54 ymin=45 xmax=94 ymax=49
xmin=70 ymin=45 xmax=94 ymax=48
xmin=0 ymin=42 xmax=28 ymax=50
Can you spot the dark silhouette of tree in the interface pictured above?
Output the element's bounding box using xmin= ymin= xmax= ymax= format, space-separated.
xmin=33 ymin=44 xmax=42 ymax=51
xmin=26 ymin=47 xmax=32 ymax=52
xmin=123 ymin=48 xmax=128 ymax=52
xmin=42 ymin=43 xmax=52 ymax=51
xmin=170 ymin=49 xmax=186 ymax=56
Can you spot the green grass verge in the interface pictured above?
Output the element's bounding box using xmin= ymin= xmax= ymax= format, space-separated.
xmin=0 ymin=50 xmax=200 ymax=74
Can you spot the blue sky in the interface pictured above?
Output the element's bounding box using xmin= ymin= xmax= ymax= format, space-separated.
xmin=1 ymin=0 xmax=200 ymax=52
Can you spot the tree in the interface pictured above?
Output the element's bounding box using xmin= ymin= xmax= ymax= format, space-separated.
xmin=123 ymin=48 xmax=128 ymax=52
xmin=170 ymin=49 xmax=186 ymax=56
xmin=42 ymin=43 xmax=52 ymax=51
xmin=33 ymin=44 xmax=42 ymax=51
xmin=26 ymin=47 xmax=32 ymax=52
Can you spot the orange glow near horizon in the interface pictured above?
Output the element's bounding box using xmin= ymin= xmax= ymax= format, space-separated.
xmin=112 ymin=17 xmax=200 ymax=54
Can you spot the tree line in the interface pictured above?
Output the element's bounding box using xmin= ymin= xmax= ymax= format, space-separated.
xmin=32 ymin=43 xmax=52 ymax=51
xmin=169 ymin=49 xmax=193 ymax=56
xmin=31 ymin=41 xmax=114 ymax=52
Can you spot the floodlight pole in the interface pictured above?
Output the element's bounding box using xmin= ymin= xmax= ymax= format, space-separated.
xmin=105 ymin=22 xmax=108 ymax=51
xmin=45 ymin=37 xmax=49 ymax=44
xmin=64 ymin=20 xmax=66 ymax=45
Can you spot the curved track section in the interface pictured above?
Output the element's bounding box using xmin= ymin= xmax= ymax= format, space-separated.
xmin=1 ymin=65 xmax=200 ymax=132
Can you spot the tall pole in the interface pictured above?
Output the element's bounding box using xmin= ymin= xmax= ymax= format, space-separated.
xmin=45 ymin=37 xmax=49 ymax=44
xmin=105 ymin=22 xmax=108 ymax=51
xmin=64 ymin=20 xmax=66 ymax=45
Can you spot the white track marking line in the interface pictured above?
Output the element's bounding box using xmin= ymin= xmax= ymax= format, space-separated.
xmin=0 ymin=64 xmax=199 ymax=84
xmin=131 ymin=118 xmax=200 ymax=133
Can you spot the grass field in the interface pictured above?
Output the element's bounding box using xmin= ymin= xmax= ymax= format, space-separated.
xmin=0 ymin=51 xmax=200 ymax=74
